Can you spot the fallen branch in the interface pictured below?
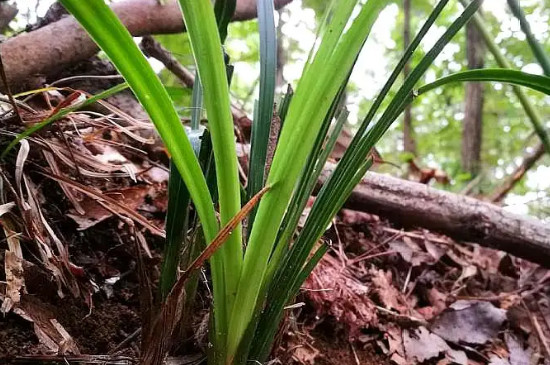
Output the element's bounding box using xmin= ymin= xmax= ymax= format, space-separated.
xmin=320 ymin=165 xmax=550 ymax=267
xmin=0 ymin=0 xmax=293 ymax=92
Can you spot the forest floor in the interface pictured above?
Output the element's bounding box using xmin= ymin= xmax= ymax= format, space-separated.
xmin=1 ymin=176 xmax=549 ymax=364
xmin=0 ymin=70 xmax=548 ymax=364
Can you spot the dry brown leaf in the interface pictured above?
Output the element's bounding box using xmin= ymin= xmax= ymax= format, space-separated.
xmin=291 ymin=345 xmax=320 ymax=365
xmin=390 ymin=239 xmax=434 ymax=266
xmin=384 ymin=324 xmax=406 ymax=364
xmin=430 ymin=300 xmax=507 ymax=345
xmin=505 ymin=332 xmax=532 ymax=365
xmin=403 ymin=326 xmax=468 ymax=364
xmin=10 ymin=295 xmax=80 ymax=355
xmin=369 ymin=268 xmax=408 ymax=313
xmin=67 ymin=185 xmax=152 ymax=230
xmin=403 ymin=326 xmax=450 ymax=363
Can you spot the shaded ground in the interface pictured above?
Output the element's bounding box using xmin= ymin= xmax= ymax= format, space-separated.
xmin=0 ymin=57 xmax=548 ymax=365
xmin=2 ymin=201 xmax=548 ymax=364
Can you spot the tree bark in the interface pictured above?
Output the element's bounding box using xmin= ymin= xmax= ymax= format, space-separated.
xmin=402 ymin=0 xmax=416 ymax=155
xmin=461 ymin=21 xmax=485 ymax=177
xmin=0 ymin=0 xmax=293 ymax=92
xmin=319 ymin=165 xmax=550 ymax=267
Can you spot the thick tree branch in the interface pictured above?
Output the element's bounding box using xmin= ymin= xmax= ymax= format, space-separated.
xmin=320 ymin=166 xmax=550 ymax=267
xmin=0 ymin=0 xmax=292 ymax=92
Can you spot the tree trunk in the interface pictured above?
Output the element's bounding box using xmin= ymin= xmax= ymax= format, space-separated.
xmin=402 ymin=0 xmax=416 ymax=155
xmin=461 ymin=21 xmax=485 ymax=177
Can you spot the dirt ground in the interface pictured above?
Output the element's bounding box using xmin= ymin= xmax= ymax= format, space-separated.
xmin=2 ymin=203 xmax=549 ymax=364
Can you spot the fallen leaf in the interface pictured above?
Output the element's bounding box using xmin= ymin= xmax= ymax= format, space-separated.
xmin=292 ymin=345 xmax=319 ymax=365
xmin=430 ymin=300 xmax=507 ymax=345
xmin=2 ymin=294 xmax=80 ymax=355
xmin=403 ymin=326 xmax=450 ymax=362
xmin=505 ymin=332 xmax=532 ymax=365
xmin=67 ymin=186 xmax=151 ymax=230
xmin=427 ymin=288 xmax=448 ymax=317
xmin=446 ymin=348 xmax=468 ymax=365
xmin=370 ymin=268 xmax=407 ymax=313
xmin=489 ymin=355 xmax=511 ymax=365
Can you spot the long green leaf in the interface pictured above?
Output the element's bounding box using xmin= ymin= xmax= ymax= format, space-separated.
xmin=254 ymin=3 xmax=455 ymax=346
xmin=161 ymin=127 xmax=207 ymax=298
xmin=58 ymin=0 xmax=225 ymax=357
xmin=161 ymin=161 xmax=191 ymax=298
xmin=250 ymin=159 xmax=371 ymax=362
xmin=190 ymin=72 xmax=203 ymax=130
xmin=178 ymin=0 xmax=244 ymax=344
xmin=214 ymin=0 xmax=237 ymax=42
xmin=267 ymin=96 xmax=349 ymax=279
xmin=417 ymin=69 xmax=550 ymax=96
xmin=252 ymin=7 xmax=484 ymax=354
xmin=247 ymin=0 xmax=277 ymax=228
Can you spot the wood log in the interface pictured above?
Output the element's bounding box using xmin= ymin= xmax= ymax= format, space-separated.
xmin=320 ymin=166 xmax=550 ymax=267
xmin=0 ymin=0 xmax=293 ymax=92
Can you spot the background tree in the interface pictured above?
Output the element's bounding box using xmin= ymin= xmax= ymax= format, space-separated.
xmin=461 ymin=19 xmax=485 ymax=180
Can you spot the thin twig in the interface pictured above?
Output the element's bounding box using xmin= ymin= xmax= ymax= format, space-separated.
xmin=0 ymin=49 xmax=24 ymax=124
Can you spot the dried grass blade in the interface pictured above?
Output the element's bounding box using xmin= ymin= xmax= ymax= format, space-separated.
xmin=40 ymin=171 xmax=164 ymax=237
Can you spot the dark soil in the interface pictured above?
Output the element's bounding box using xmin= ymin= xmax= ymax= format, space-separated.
xmin=0 ymin=216 xmax=388 ymax=364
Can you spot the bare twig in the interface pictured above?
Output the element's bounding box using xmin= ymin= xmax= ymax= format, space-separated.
xmin=489 ymin=142 xmax=545 ymax=203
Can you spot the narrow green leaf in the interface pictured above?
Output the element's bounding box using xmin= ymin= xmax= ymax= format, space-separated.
xmin=343 ymin=0 xmax=450 ymax=161
xmin=506 ymin=0 xmax=550 ymax=76
xmin=190 ymin=72 xmax=203 ymax=130
xmin=268 ymin=99 xmax=349 ymax=278
xmin=178 ymin=0 xmax=244 ymax=339
xmin=161 ymin=161 xmax=191 ymax=298
xmin=417 ymin=69 xmax=550 ymax=96
xmin=247 ymin=0 xmax=277 ymax=229
xmin=214 ymin=0 xmax=237 ymax=42
xmin=161 ymin=127 xmax=206 ymax=298
xmin=277 ymin=84 xmax=294 ymax=132
xmin=58 ymin=0 xmax=225 ymax=357
xmin=250 ymin=160 xmax=371 ymax=362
